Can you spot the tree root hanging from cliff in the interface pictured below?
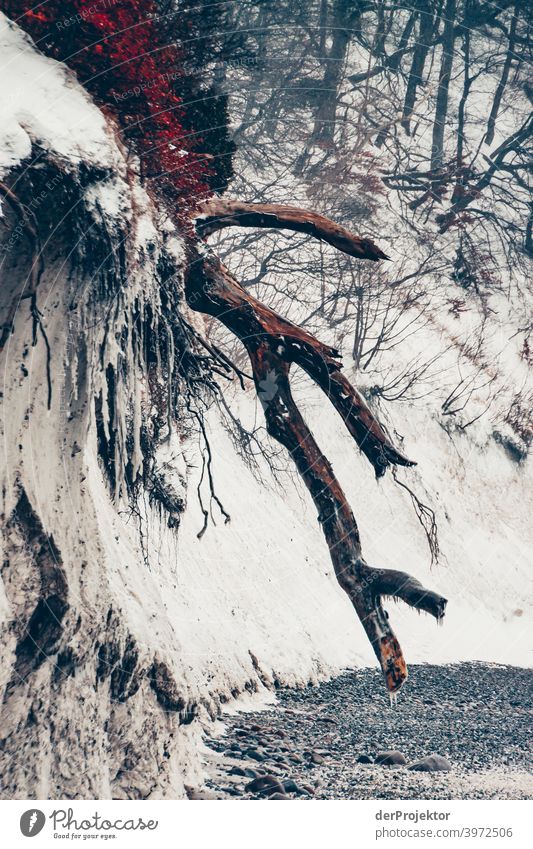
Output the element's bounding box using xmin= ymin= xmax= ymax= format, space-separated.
xmin=184 ymin=202 xmax=447 ymax=693
xmin=391 ymin=467 xmax=440 ymax=567
xmin=0 ymin=181 xmax=44 ymax=349
xmin=0 ymin=181 xmax=53 ymax=408
xmin=193 ymin=405 xmax=231 ymax=540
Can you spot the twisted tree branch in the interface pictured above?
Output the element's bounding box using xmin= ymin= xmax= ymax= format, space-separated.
xmin=195 ymin=199 xmax=390 ymax=261
xmin=185 ymin=242 xmax=447 ymax=692
xmin=187 ymin=251 xmax=412 ymax=475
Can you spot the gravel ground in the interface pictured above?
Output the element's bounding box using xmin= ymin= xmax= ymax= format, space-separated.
xmin=200 ymin=663 xmax=533 ymax=800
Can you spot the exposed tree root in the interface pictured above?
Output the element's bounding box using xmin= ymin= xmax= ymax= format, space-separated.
xmin=0 ymin=181 xmax=54 ymax=407
xmin=193 ymin=406 xmax=231 ymax=539
xmin=0 ymin=180 xmax=44 ymax=350
xmin=392 ymin=467 xmax=440 ymax=566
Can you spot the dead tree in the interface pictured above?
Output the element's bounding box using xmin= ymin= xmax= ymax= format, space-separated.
xmin=485 ymin=6 xmax=518 ymax=147
xmin=196 ymin=198 xmax=390 ymax=261
xmin=402 ymin=2 xmax=440 ymax=134
xmin=186 ymin=200 xmax=447 ymax=692
xmin=430 ymin=0 xmax=457 ymax=172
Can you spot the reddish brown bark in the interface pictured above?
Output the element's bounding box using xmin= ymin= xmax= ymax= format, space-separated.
xmin=195 ymin=199 xmax=389 ymax=261
xmin=187 ymin=252 xmax=412 ymax=475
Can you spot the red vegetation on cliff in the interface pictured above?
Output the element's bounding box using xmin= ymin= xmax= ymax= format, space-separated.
xmin=3 ymin=0 xmax=212 ymax=216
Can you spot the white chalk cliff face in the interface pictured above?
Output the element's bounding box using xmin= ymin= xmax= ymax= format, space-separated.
xmin=0 ymin=14 xmax=531 ymax=800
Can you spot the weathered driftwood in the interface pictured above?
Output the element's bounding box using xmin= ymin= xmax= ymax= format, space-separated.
xmin=196 ymin=198 xmax=390 ymax=261
xmin=185 ymin=226 xmax=447 ymax=692
xmin=187 ymin=251 xmax=412 ymax=476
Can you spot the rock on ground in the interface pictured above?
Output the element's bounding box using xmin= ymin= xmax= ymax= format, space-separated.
xmin=201 ymin=663 xmax=533 ymax=800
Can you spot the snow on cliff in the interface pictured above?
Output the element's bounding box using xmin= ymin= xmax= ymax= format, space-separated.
xmin=0 ymin=14 xmax=366 ymax=800
xmin=0 ymin=16 xmax=113 ymax=172
xmin=0 ymin=12 xmax=531 ymax=801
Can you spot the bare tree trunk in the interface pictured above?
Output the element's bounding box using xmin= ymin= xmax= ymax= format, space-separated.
xmin=318 ymin=0 xmax=328 ymax=57
xmin=485 ymin=7 xmax=517 ymax=147
xmin=196 ymin=198 xmax=389 ymax=260
xmin=311 ymin=0 xmax=356 ymax=145
xmin=526 ymin=202 xmax=533 ymax=257
xmin=402 ymin=2 xmax=440 ymax=133
xmin=352 ymin=285 xmax=365 ymax=366
xmin=374 ymin=0 xmax=388 ymax=60
xmin=430 ymin=0 xmax=457 ymax=172
xmin=374 ymin=10 xmax=418 ymax=147
xmin=388 ymin=10 xmax=418 ymax=73
xmin=450 ymin=11 xmax=472 ymax=204
xmin=455 ymin=20 xmax=471 ymax=170
xmin=293 ymin=0 xmax=361 ymax=174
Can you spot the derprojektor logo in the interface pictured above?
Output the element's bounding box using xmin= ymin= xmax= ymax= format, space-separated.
xmin=20 ymin=809 xmax=46 ymax=837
